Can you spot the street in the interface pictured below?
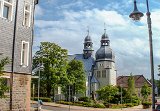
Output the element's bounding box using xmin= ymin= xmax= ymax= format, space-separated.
xmin=31 ymin=103 xmax=151 ymax=111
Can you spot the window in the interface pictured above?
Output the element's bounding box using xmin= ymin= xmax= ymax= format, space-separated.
xmin=21 ymin=41 xmax=29 ymax=66
xmin=0 ymin=0 xmax=13 ymax=20
xmin=0 ymin=76 xmax=10 ymax=95
xmin=23 ymin=3 xmax=31 ymax=27
xmin=97 ymin=71 xmax=101 ymax=78
xmin=102 ymin=70 xmax=106 ymax=78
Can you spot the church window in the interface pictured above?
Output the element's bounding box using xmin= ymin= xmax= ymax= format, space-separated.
xmin=23 ymin=2 xmax=31 ymax=27
xmin=102 ymin=70 xmax=106 ymax=78
xmin=21 ymin=41 xmax=29 ymax=66
xmin=97 ymin=71 xmax=101 ymax=78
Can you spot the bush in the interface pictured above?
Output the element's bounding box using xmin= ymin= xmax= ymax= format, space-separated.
xmin=31 ymin=97 xmax=52 ymax=102
xmin=82 ymin=102 xmax=92 ymax=107
xmin=142 ymin=101 xmax=152 ymax=106
xmin=57 ymin=101 xmax=73 ymax=105
xmin=111 ymin=104 xmax=127 ymax=109
xmin=125 ymin=103 xmax=134 ymax=107
xmin=78 ymin=96 xmax=90 ymax=102
xmin=93 ymin=103 xmax=105 ymax=108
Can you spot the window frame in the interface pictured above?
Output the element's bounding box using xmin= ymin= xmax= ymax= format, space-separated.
xmin=0 ymin=0 xmax=13 ymax=21
xmin=23 ymin=2 xmax=31 ymax=27
xmin=102 ymin=70 xmax=106 ymax=78
xmin=20 ymin=41 xmax=29 ymax=67
xmin=97 ymin=71 xmax=101 ymax=78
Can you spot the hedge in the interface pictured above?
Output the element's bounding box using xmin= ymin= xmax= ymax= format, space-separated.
xmin=31 ymin=97 xmax=52 ymax=102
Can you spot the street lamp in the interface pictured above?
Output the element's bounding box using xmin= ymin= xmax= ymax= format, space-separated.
xmin=129 ymin=0 xmax=155 ymax=110
xmin=32 ymin=62 xmax=44 ymax=111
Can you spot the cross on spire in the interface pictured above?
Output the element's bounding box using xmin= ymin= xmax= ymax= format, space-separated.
xmin=87 ymin=26 xmax=89 ymax=35
xmin=104 ymin=23 xmax=106 ymax=33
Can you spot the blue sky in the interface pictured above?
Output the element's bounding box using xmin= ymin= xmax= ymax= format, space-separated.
xmin=34 ymin=0 xmax=160 ymax=79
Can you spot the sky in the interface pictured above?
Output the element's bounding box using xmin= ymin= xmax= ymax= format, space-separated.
xmin=33 ymin=0 xmax=160 ymax=79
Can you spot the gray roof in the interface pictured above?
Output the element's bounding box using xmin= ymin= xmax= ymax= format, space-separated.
xmin=68 ymin=55 xmax=76 ymax=61
xmin=85 ymin=35 xmax=92 ymax=42
xmin=68 ymin=54 xmax=95 ymax=72
xmin=95 ymin=46 xmax=115 ymax=61
xmin=91 ymin=76 xmax=98 ymax=83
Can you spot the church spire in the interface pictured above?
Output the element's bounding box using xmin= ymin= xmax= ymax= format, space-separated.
xmin=101 ymin=23 xmax=110 ymax=46
xmin=83 ymin=27 xmax=94 ymax=59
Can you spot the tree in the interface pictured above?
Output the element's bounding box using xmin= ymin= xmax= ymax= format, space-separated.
xmin=65 ymin=60 xmax=86 ymax=97
xmin=127 ymin=74 xmax=136 ymax=98
xmin=124 ymin=74 xmax=141 ymax=104
xmin=141 ymin=82 xmax=151 ymax=102
xmin=96 ymin=85 xmax=118 ymax=103
xmin=110 ymin=86 xmax=127 ymax=104
xmin=0 ymin=57 xmax=9 ymax=98
xmin=32 ymin=42 xmax=69 ymax=97
xmin=0 ymin=57 xmax=9 ymax=76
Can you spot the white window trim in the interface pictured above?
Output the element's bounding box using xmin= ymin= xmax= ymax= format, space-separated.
xmin=23 ymin=2 xmax=31 ymax=27
xmin=20 ymin=41 xmax=29 ymax=67
xmin=0 ymin=0 xmax=13 ymax=21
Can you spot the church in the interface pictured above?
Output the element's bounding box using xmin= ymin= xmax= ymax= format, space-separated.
xmin=68 ymin=28 xmax=117 ymax=96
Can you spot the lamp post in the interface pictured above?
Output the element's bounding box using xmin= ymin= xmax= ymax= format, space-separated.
xmin=37 ymin=62 xmax=44 ymax=111
xmin=129 ymin=0 xmax=155 ymax=110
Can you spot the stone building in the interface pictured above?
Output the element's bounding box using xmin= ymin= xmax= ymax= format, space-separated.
xmin=0 ymin=0 xmax=38 ymax=110
xmin=69 ymin=28 xmax=117 ymax=97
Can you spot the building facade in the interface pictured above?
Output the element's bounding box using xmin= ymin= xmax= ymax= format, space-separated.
xmin=117 ymin=75 xmax=152 ymax=98
xmin=0 ymin=0 xmax=38 ymax=110
xmin=69 ymin=28 xmax=117 ymax=97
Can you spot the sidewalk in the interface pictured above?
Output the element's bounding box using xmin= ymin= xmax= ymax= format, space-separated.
xmin=31 ymin=101 xmax=151 ymax=111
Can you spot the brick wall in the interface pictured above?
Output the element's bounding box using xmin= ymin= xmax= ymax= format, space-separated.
xmin=12 ymin=74 xmax=31 ymax=111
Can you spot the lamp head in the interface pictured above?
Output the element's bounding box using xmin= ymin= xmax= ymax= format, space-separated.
xmin=129 ymin=0 xmax=144 ymax=21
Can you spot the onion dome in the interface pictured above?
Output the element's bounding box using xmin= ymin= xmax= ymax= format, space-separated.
xmin=95 ymin=29 xmax=115 ymax=61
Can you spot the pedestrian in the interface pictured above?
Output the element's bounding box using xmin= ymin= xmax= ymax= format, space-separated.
xmin=38 ymin=100 xmax=43 ymax=111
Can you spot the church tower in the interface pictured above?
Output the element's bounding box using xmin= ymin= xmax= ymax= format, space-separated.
xmin=83 ymin=29 xmax=94 ymax=59
xmin=94 ymin=28 xmax=116 ymax=88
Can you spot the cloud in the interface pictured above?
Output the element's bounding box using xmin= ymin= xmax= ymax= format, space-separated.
xmin=34 ymin=7 xmax=160 ymax=79
xmin=35 ymin=5 xmax=44 ymax=17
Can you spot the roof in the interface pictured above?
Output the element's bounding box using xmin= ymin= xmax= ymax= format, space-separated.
xmin=117 ymin=75 xmax=152 ymax=88
xmin=68 ymin=54 xmax=95 ymax=72
xmin=91 ymin=76 xmax=98 ymax=83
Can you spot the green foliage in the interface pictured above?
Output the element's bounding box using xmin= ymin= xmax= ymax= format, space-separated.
xmin=57 ymin=101 xmax=73 ymax=105
xmin=124 ymin=95 xmax=140 ymax=105
xmin=141 ymin=82 xmax=151 ymax=102
xmin=96 ymin=85 xmax=118 ymax=103
xmin=31 ymin=97 xmax=52 ymax=102
xmin=142 ymin=101 xmax=152 ymax=105
xmin=0 ymin=78 xmax=9 ymax=98
xmin=78 ymin=96 xmax=91 ymax=102
xmin=125 ymin=103 xmax=134 ymax=107
xmin=93 ymin=103 xmax=105 ymax=108
xmin=0 ymin=57 xmax=9 ymax=76
xmin=127 ymin=74 xmax=135 ymax=98
xmin=66 ymin=60 xmax=86 ymax=94
xmin=110 ymin=86 xmax=127 ymax=104
xmin=0 ymin=57 xmax=10 ymax=98
xmin=32 ymin=42 xmax=69 ymax=97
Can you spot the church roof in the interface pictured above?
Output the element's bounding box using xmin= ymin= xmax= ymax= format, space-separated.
xmin=91 ymin=76 xmax=98 ymax=83
xmin=68 ymin=54 xmax=95 ymax=72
